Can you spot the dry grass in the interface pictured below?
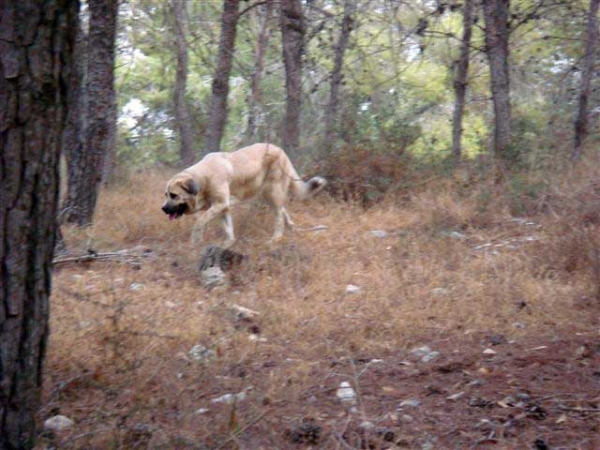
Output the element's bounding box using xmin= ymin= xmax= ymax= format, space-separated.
xmin=43 ymin=163 xmax=600 ymax=449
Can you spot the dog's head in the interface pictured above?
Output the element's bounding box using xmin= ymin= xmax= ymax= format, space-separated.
xmin=162 ymin=173 xmax=202 ymax=220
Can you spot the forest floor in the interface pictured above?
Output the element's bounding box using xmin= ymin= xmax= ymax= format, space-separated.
xmin=39 ymin=167 xmax=599 ymax=450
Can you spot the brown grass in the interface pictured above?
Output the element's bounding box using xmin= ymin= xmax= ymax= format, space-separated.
xmin=43 ymin=163 xmax=600 ymax=449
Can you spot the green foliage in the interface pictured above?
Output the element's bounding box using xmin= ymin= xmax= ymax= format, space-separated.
xmin=112 ymin=0 xmax=597 ymax=173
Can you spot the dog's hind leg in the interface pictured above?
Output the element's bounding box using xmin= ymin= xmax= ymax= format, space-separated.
xmin=221 ymin=211 xmax=235 ymax=248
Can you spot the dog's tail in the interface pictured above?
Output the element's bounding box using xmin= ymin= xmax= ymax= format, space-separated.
xmin=289 ymin=171 xmax=327 ymax=200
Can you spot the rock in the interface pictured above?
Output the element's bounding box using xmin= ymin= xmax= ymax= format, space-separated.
xmin=188 ymin=344 xmax=215 ymax=363
xmin=194 ymin=408 xmax=209 ymax=415
xmin=198 ymin=245 xmax=245 ymax=272
xmin=399 ymin=399 xmax=421 ymax=408
xmin=44 ymin=415 xmax=74 ymax=433
xmin=421 ymin=351 xmax=440 ymax=363
xmin=345 ymin=284 xmax=360 ymax=294
xmin=489 ymin=334 xmax=506 ymax=346
xmin=200 ymin=266 xmax=226 ymax=289
xmin=129 ymin=283 xmax=144 ymax=291
xmin=230 ymin=304 xmax=259 ymax=320
xmin=482 ymin=348 xmax=497 ymax=355
xmin=411 ymin=346 xmax=432 ymax=357
xmin=446 ymin=391 xmax=465 ymax=402
xmin=359 ymin=421 xmax=376 ymax=430
xmin=336 ymin=382 xmax=357 ymax=404
xmin=211 ymin=387 xmax=252 ymax=405
xmin=369 ymin=229 xmax=388 ymax=238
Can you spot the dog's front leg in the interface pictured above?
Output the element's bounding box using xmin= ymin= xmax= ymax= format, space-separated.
xmin=191 ymin=203 xmax=229 ymax=246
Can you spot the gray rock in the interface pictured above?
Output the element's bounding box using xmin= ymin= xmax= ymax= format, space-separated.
xmin=44 ymin=415 xmax=74 ymax=433
xmin=446 ymin=391 xmax=465 ymax=402
xmin=200 ymin=266 xmax=226 ymax=289
xmin=421 ymin=351 xmax=440 ymax=363
xmin=345 ymin=284 xmax=360 ymax=294
xmin=188 ymin=344 xmax=215 ymax=363
xmin=411 ymin=346 xmax=432 ymax=357
xmin=399 ymin=399 xmax=421 ymax=408
xmin=336 ymin=381 xmax=357 ymax=404
xmin=369 ymin=229 xmax=389 ymax=238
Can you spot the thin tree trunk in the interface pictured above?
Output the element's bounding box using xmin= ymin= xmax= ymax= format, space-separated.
xmin=452 ymin=0 xmax=474 ymax=161
xmin=205 ymin=0 xmax=241 ymax=154
xmin=1 ymin=1 xmax=79 ymax=448
xmin=63 ymin=0 xmax=119 ymax=225
xmin=572 ymin=0 xmax=600 ymax=161
xmin=246 ymin=0 xmax=274 ymax=142
xmin=172 ymin=0 xmax=196 ymax=166
xmin=325 ymin=0 xmax=356 ymax=147
xmin=482 ymin=0 xmax=511 ymax=160
xmin=280 ymin=0 xmax=305 ymax=155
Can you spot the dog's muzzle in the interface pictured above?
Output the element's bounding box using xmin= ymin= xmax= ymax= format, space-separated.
xmin=162 ymin=203 xmax=188 ymax=220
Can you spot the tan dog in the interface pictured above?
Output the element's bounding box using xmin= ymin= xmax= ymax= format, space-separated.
xmin=161 ymin=143 xmax=326 ymax=246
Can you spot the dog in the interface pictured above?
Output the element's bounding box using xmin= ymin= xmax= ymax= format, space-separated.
xmin=161 ymin=143 xmax=326 ymax=246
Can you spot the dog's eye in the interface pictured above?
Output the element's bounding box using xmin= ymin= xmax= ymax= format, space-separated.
xmin=170 ymin=193 xmax=178 ymax=200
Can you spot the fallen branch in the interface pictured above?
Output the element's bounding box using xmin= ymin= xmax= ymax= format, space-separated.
xmin=53 ymin=248 xmax=153 ymax=266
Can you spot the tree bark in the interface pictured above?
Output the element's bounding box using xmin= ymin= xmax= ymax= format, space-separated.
xmin=61 ymin=21 xmax=88 ymax=221
xmin=452 ymin=0 xmax=474 ymax=161
xmin=205 ymin=0 xmax=241 ymax=154
xmin=172 ymin=0 xmax=196 ymax=166
xmin=246 ymin=0 xmax=274 ymax=142
xmin=63 ymin=0 xmax=119 ymax=225
xmin=572 ymin=0 xmax=600 ymax=162
xmin=0 ymin=1 xmax=79 ymax=448
xmin=482 ymin=0 xmax=511 ymax=160
xmin=280 ymin=0 xmax=305 ymax=155
xmin=325 ymin=0 xmax=356 ymax=148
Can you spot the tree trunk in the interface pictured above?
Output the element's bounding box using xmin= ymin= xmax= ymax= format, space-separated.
xmin=482 ymin=0 xmax=511 ymax=160
xmin=280 ymin=0 xmax=305 ymax=155
xmin=61 ymin=21 xmax=88 ymax=222
xmin=205 ymin=0 xmax=241 ymax=154
xmin=572 ymin=0 xmax=600 ymax=162
xmin=246 ymin=0 xmax=274 ymax=142
xmin=325 ymin=0 xmax=356 ymax=148
xmin=172 ymin=0 xmax=196 ymax=166
xmin=452 ymin=0 xmax=474 ymax=161
xmin=63 ymin=0 xmax=119 ymax=225
xmin=0 ymin=1 xmax=78 ymax=448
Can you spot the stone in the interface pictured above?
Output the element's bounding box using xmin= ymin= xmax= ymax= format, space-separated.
xmin=421 ymin=351 xmax=440 ymax=363
xmin=399 ymin=399 xmax=421 ymax=408
xmin=336 ymin=381 xmax=357 ymax=404
xmin=200 ymin=266 xmax=226 ymax=289
xmin=188 ymin=344 xmax=215 ymax=363
xmin=345 ymin=284 xmax=360 ymax=294
xmin=44 ymin=415 xmax=74 ymax=433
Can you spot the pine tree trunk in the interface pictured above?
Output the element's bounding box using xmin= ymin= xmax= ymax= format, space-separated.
xmin=452 ymin=0 xmax=474 ymax=161
xmin=205 ymin=0 xmax=241 ymax=154
xmin=325 ymin=0 xmax=356 ymax=148
xmin=246 ymin=0 xmax=274 ymax=142
xmin=62 ymin=21 xmax=88 ymax=222
xmin=483 ymin=0 xmax=511 ymax=160
xmin=172 ymin=0 xmax=196 ymax=166
xmin=572 ymin=0 xmax=600 ymax=161
xmin=0 ymin=1 xmax=78 ymax=448
xmin=280 ymin=0 xmax=305 ymax=155
xmin=63 ymin=0 xmax=119 ymax=225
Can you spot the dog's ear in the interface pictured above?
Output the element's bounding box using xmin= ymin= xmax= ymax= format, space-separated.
xmin=180 ymin=177 xmax=200 ymax=195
